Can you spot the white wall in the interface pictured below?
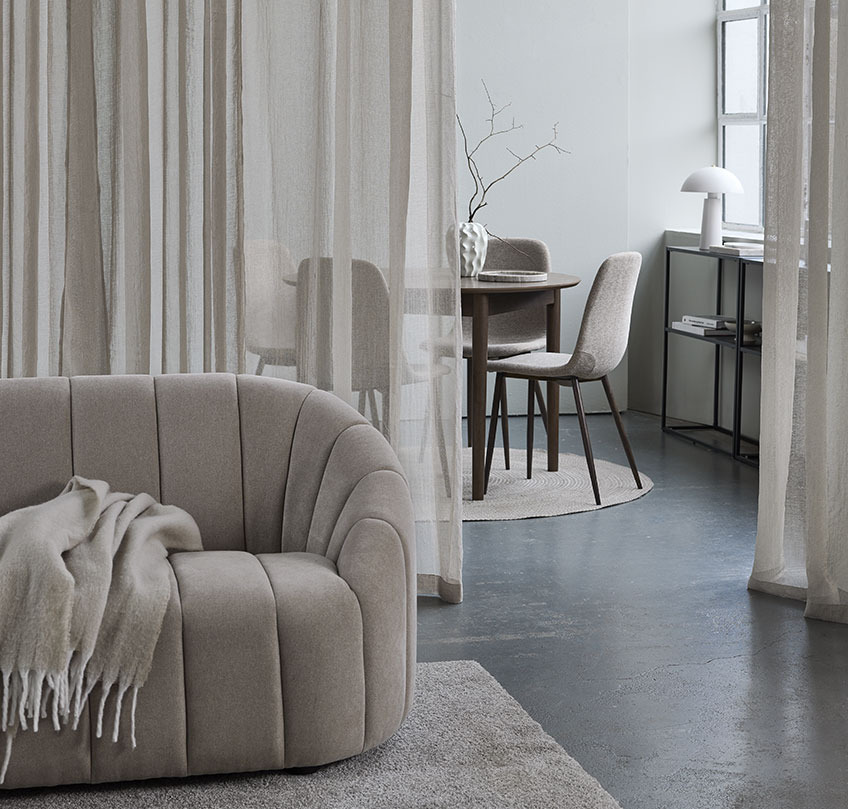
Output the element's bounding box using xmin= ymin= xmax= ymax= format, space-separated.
xmin=627 ymin=1 xmax=718 ymax=415
xmin=456 ymin=0 xmax=629 ymax=414
xmin=455 ymin=0 xmax=717 ymax=416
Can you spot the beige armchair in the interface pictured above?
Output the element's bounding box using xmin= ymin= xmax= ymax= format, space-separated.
xmin=0 ymin=373 xmax=415 ymax=789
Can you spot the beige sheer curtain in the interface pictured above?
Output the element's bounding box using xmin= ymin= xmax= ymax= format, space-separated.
xmin=0 ymin=0 xmax=243 ymax=376
xmin=0 ymin=0 xmax=463 ymax=601
xmin=241 ymin=0 xmax=462 ymax=602
xmin=750 ymin=0 xmax=848 ymax=622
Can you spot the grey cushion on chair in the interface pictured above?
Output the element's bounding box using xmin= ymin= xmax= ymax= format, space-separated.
xmin=0 ymin=373 xmax=416 ymax=789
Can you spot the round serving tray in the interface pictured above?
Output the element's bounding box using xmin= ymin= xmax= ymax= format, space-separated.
xmin=476 ymin=270 xmax=548 ymax=283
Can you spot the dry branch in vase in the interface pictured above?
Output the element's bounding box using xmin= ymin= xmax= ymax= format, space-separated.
xmin=457 ymin=80 xmax=568 ymax=225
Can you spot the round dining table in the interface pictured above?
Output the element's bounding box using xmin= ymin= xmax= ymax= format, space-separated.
xmin=460 ymin=272 xmax=581 ymax=500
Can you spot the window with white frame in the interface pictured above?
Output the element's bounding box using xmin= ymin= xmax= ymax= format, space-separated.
xmin=718 ymin=0 xmax=769 ymax=231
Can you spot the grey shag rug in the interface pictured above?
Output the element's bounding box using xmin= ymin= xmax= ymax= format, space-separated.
xmin=463 ymin=448 xmax=652 ymax=521
xmin=4 ymin=660 xmax=621 ymax=809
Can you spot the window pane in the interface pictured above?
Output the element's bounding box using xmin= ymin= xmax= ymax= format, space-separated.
xmin=724 ymin=1 xmax=761 ymax=9
xmin=723 ymin=124 xmax=761 ymax=226
xmin=723 ymin=18 xmax=759 ymax=114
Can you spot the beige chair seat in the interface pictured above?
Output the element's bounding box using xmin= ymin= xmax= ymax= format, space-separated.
xmin=246 ymin=345 xmax=297 ymax=367
xmin=487 ymin=351 xmax=575 ymax=376
xmin=428 ymin=325 xmax=547 ymax=360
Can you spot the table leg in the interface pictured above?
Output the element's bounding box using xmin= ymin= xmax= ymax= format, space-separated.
xmin=546 ymin=291 xmax=561 ymax=471
xmin=471 ymin=294 xmax=489 ymax=500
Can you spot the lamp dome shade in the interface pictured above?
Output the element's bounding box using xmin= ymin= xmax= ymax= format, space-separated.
xmin=680 ymin=166 xmax=744 ymax=194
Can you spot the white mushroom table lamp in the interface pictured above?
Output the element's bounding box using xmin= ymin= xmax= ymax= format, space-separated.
xmin=680 ymin=166 xmax=744 ymax=251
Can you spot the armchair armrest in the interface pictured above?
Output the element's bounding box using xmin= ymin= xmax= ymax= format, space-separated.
xmin=282 ymin=389 xmax=416 ymax=744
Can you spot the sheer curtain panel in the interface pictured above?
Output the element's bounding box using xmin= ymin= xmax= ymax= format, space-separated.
xmin=0 ymin=0 xmax=243 ymax=376
xmin=241 ymin=0 xmax=462 ymax=601
xmin=750 ymin=0 xmax=848 ymax=622
xmin=0 ymin=0 xmax=463 ymax=601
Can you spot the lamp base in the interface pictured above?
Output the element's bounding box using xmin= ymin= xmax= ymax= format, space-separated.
xmin=699 ymin=193 xmax=722 ymax=251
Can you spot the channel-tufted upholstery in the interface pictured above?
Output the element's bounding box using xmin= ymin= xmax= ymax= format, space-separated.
xmin=0 ymin=373 xmax=416 ymax=789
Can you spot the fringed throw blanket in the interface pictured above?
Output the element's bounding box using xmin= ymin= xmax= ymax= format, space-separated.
xmin=0 ymin=477 xmax=202 ymax=783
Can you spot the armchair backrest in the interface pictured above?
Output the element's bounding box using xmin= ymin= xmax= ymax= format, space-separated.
xmin=0 ymin=374 xmax=402 ymax=556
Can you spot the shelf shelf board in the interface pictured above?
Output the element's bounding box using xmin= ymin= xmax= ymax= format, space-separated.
xmin=665 ymin=327 xmax=762 ymax=354
xmin=666 ymin=245 xmax=764 ymax=264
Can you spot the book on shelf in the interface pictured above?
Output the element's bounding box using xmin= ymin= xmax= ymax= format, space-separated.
xmin=671 ymin=321 xmax=734 ymax=337
xmin=709 ymin=241 xmax=764 ymax=257
xmin=681 ymin=314 xmax=734 ymax=329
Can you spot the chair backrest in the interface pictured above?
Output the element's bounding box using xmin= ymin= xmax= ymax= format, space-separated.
xmin=476 ymin=238 xmax=550 ymax=342
xmin=244 ymin=240 xmax=297 ymax=352
xmin=296 ymin=257 xmax=390 ymax=392
xmin=568 ymin=251 xmax=642 ymax=380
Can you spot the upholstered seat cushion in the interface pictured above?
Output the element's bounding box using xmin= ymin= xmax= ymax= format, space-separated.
xmin=3 ymin=550 xmax=373 ymax=788
xmin=487 ymin=351 xmax=575 ymax=377
xmin=428 ymin=319 xmax=547 ymax=360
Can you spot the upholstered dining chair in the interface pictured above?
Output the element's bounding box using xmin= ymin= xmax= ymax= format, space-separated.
xmin=430 ymin=238 xmax=551 ymax=467
xmin=297 ymin=257 xmax=452 ymax=492
xmin=244 ymin=240 xmax=298 ymax=376
xmin=484 ymin=252 xmax=643 ymax=505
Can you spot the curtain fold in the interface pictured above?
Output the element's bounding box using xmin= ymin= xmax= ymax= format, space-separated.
xmin=0 ymin=0 xmax=463 ymax=602
xmin=750 ymin=0 xmax=848 ymax=622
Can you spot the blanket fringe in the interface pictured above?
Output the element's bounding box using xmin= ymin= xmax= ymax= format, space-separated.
xmin=95 ymin=680 xmax=113 ymax=740
xmin=0 ymin=663 xmax=143 ymax=785
xmin=130 ymin=686 xmax=139 ymax=748
xmin=1 ymin=670 xmax=9 ymax=733
xmin=0 ymin=728 xmax=14 ymax=785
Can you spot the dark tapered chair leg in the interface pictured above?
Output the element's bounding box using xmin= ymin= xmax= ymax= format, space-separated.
xmin=484 ymin=374 xmax=504 ymax=493
xmin=571 ymin=378 xmax=601 ymax=506
xmin=601 ymin=376 xmax=642 ymax=489
xmin=466 ymin=358 xmax=473 ymax=447
xmin=526 ymin=379 xmax=535 ymax=479
xmin=367 ymin=389 xmax=381 ymax=431
xmin=500 ymin=381 xmax=511 ymax=470
xmin=534 ymin=381 xmax=548 ymax=434
xmin=419 ymin=396 xmax=430 ymax=463
xmin=381 ymin=389 xmax=391 ymax=439
xmin=256 ymin=356 xmax=266 ymax=376
xmin=431 ymin=382 xmax=453 ymax=498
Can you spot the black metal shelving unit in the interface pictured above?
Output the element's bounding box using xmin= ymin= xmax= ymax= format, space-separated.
xmin=661 ymin=245 xmax=761 ymax=467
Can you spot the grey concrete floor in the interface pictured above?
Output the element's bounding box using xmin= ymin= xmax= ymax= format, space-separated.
xmin=417 ymin=412 xmax=848 ymax=809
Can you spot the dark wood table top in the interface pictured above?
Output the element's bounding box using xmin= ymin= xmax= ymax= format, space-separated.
xmin=459 ymin=272 xmax=581 ymax=294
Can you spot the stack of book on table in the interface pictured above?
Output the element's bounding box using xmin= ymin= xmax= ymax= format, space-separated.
xmin=671 ymin=314 xmax=762 ymax=344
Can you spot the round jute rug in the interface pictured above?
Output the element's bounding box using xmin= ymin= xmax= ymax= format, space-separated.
xmin=462 ymin=447 xmax=652 ymax=521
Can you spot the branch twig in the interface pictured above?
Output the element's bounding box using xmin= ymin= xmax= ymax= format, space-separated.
xmin=457 ymin=82 xmax=568 ymax=223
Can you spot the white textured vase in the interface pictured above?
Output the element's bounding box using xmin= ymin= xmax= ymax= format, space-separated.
xmin=458 ymin=222 xmax=488 ymax=278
